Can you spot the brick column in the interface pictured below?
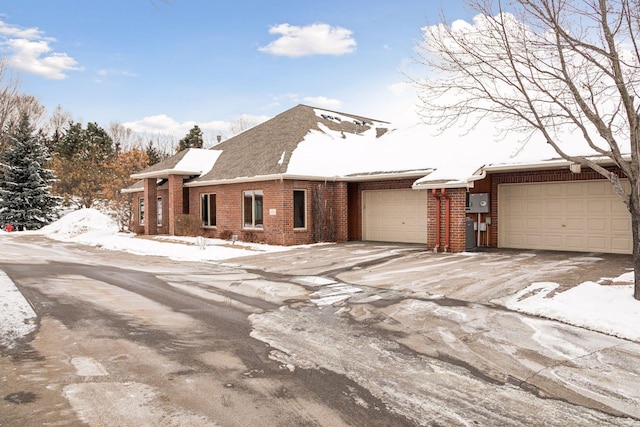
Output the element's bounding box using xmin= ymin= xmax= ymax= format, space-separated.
xmin=448 ymin=188 xmax=468 ymax=252
xmin=335 ymin=181 xmax=349 ymax=242
xmin=168 ymin=174 xmax=184 ymax=235
xmin=144 ymin=178 xmax=158 ymax=235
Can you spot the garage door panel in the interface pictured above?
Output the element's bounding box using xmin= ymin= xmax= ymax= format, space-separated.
xmin=587 ymin=200 xmax=606 ymax=213
xmin=566 ymin=200 xmax=584 ymax=213
xmin=612 ymin=237 xmax=632 ymax=252
xmin=565 ymin=218 xmax=583 ymax=230
xmin=546 ymin=218 xmax=563 ymax=229
xmin=587 ymin=218 xmax=606 ymax=231
xmin=499 ymin=180 xmax=631 ymax=254
xmin=612 ymin=218 xmax=630 ymax=232
xmin=363 ymin=189 xmax=427 ymax=244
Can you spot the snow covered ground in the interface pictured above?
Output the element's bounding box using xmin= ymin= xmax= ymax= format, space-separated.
xmin=1 ymin=208 xmax=639 ymax=349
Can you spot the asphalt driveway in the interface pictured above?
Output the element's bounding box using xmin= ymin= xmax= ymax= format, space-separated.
xmin=227 ymin=241 xmax=633 ymax=303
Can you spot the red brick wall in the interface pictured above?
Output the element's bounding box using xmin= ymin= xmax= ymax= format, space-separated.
xmin=188 ymin=179 xmax=340 ymax=246
xmin=143 ymin=178 xmax=157 ymax=235
xmin=168 ymin=175 xmax=184 ymax=235
xmin=427 ymin=188 xmax=467 ymax=252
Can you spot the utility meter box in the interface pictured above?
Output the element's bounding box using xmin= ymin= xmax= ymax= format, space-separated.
xmin=467 ymin=193 xmax=490 ymax=213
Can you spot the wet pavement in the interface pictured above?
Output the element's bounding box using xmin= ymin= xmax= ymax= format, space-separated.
xmin=1 ymin=236 xmax=638 ymax=426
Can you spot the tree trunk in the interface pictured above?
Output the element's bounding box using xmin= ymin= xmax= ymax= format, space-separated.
xmin=631 ymin=190 xmax=640 ymax=300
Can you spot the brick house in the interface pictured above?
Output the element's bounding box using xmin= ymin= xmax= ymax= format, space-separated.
xmin=124 ymin=105 xmax=432 ymax=246
xmin=124 ymin=104 xmax=632 ymax=255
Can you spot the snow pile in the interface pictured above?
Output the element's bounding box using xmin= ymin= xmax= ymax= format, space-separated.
xmin=34 ymin=208 xmax=295 ymax=261
xmin=40 ymin=208 xmax=120 ymax=242
xmin=504 ymin=272 xmax=640 ymax=341
xmin=0 ymin=270 xmax=37 ymax=349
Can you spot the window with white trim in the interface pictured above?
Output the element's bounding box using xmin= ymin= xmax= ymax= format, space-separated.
xmin=200 ymin=193 xmax=216 ymax=227
xmin=243 ymin=190 xmax=263 ymax=228
xmin=139 ymin=198 xmax=145 ymax=225
xmin=293 ymin=190 xmax=306 ymax=229
xmin=157 ymin=197 xmax=163 ymax=226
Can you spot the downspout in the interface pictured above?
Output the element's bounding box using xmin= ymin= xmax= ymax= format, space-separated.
xmin=442 ymin=188 xmax=451 ymax=253
xmin=432 ymin=189 xmax=441 ymax=253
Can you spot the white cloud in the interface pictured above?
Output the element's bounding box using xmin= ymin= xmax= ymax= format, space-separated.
xmin=0 ymin=20 xmax=44 ymax=40
xmin=93 ymin=68 xmax=137 ymax=83
xmin=302 ymin=96 xmax=342 ymax=110
xmin=387 ymin=82 xmax=411 ymax=97
xmin=259 ymin=23 xmax=356 ymax=57
xmin=123 ymin=114 xmax=270 ymax=141
xmin=0 ymin=20 xmax=82 ymax=79
xmin=123 ymin=114 xmax=188 ymax=134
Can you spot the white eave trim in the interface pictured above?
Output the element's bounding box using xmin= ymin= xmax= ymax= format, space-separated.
xmin=412 ymin=169 xmax=487 ymax=190
xmin=121 ymin=187 xmax=142 ymax=194
xmin=131 ymin=169 xmax=201 ymax=179
xmin=479 ymin=155 xmax=626 ymax=173
xmin=185 ymin=169 xmax=433 ymax=187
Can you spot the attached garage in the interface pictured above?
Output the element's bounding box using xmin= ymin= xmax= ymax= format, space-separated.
xmin=362 ymin=189 xmax=428 ymax=244
xmin=498 ymin=180 xmax=631 ymax=254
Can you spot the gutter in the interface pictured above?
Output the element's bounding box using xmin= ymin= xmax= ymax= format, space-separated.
xmin=131 ymin=169 xmax=202 ymax=179
xmin=412 ymin=169 xmax=487 ymax=190
xmin=185 ymin=170 xmax=433 ymax=187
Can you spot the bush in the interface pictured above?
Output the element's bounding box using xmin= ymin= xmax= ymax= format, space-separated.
xmin=219 ymin=229 xmax=233 ymax=240
xmin=174 ymin=214 xmax=201 ymax=236
xmin=242 ymin=230 xmax=257 ymax=243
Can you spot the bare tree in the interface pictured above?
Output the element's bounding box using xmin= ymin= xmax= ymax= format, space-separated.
xmin=229 ymin=114 xmax=262 ymax=136
xmin=414 ymin=0 xmax=640 ymax=299
xmin=45 ymin=105 xmax=73 ymax=136
xmin=0 ymin=60 xmax=20 ymax=134
xmin=108 ymin=121 xmax=146 ymax=153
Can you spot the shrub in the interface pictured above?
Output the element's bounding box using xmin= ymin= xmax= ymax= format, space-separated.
xmin=242 ymin=230 xmax=257 ymax=243
xmin=174 ymin=214 xmax=201 ymax=236
xmin=219 ymin=229 xmax=233 ymax=240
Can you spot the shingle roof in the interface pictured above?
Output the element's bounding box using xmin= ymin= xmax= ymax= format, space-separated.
xmin=191 ymin=104 xmax=387 ymax=183
xmin=125 ymin=104 xmax=392 ymax=192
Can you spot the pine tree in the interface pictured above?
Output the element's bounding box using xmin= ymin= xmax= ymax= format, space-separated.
xmin=145 ymin=140 xmax=165 ymax=166
xmin=51 ymin=121 xmax=116 ymax=208
xmin=176 ymin=125 xmax=203 ymax=152
xmin=0 ymin=115 xmax=59 ymax=230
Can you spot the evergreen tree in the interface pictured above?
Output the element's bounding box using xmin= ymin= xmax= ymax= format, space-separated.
xmin=51 ymin=121 xmax=116 ymax=208
xmin=176 ymin=125 xmax=203 ymax=152
xmin=145 ymin=140 xmax=165 ymax=166
xmin=0 ymin=115 xmax=59 ymax=230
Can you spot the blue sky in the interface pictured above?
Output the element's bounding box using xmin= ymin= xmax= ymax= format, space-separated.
xmin=0 ymin=1 xmax=474 ymax=137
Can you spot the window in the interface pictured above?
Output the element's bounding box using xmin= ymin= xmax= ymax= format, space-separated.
xmin=243 ymin=190 xmax=263 ymax=228
xmin=157 ymin=197 xmax=163 ymax=226
xmin=201 ymin=193 xmax=216 ymax=227
xmin=293 ymin=190 xmax=306 ymax=229
xmin=139 ymin=198 xmax=145 ymax=225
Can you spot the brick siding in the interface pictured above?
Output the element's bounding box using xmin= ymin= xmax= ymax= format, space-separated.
xmin=427 ymin=188 xmax=467 ymax=252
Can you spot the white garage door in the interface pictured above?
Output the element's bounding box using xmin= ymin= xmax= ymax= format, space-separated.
xmin=498 ymin=180 xmax=631 ymax=254
xmin=362 ymin=189 xmax=428 ymax=244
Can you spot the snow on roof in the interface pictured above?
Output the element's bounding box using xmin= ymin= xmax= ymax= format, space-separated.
xmin=132 ymin=148 xmax=222 ymax=180
xmin=174 ymin=148 xmax=222 ymax=175
xmin=286 ymin=121 xmax=432 ymax=177
xmin=288 ymin=106 xmax=597 ymax=184
xmin=402 ymin=115 xmax=619 ymax=188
